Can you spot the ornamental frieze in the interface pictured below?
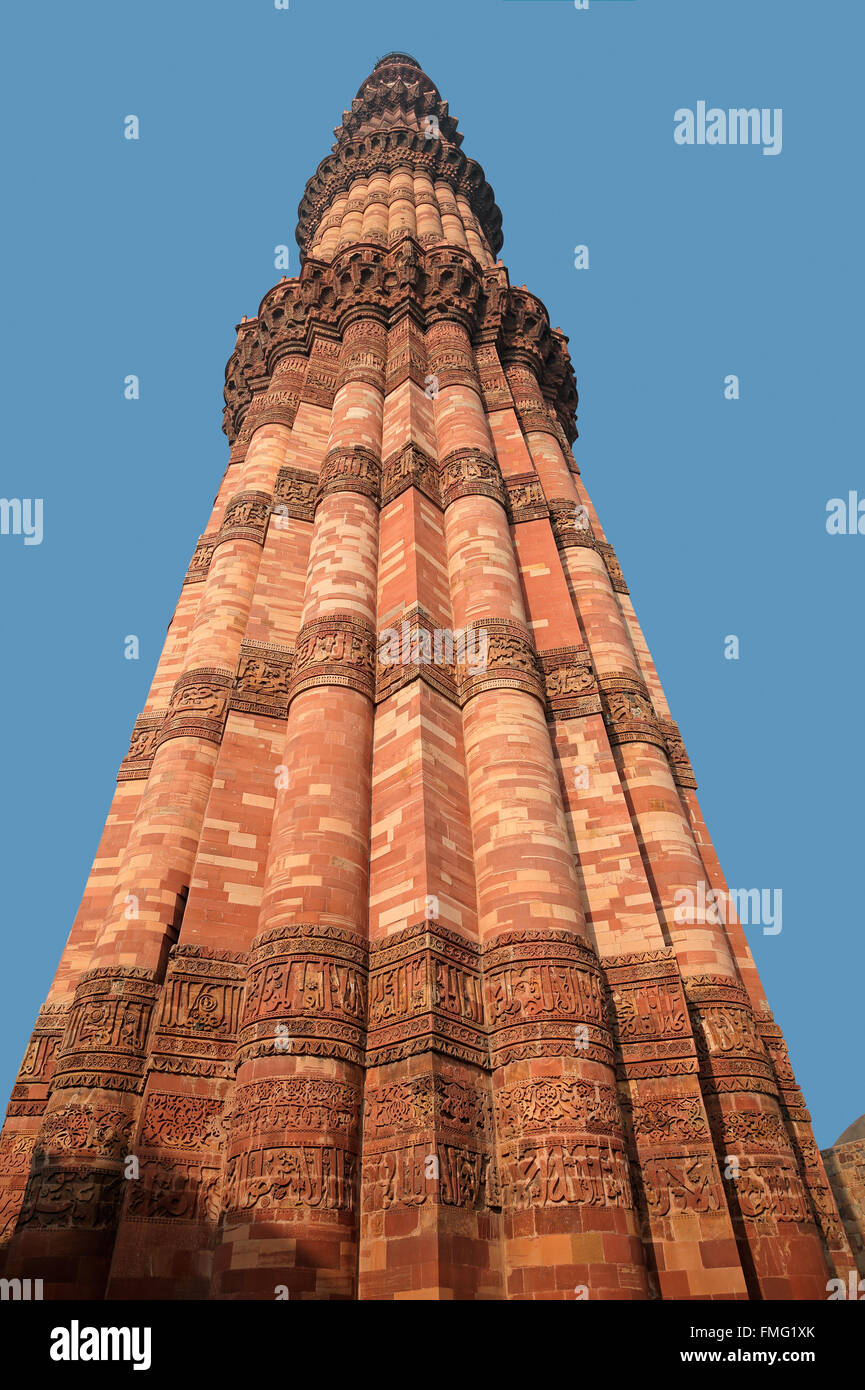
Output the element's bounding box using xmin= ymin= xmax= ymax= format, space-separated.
xmin=158 ymin=667 xmax=233 ymax=746
xmin=0 ymin=1132 xmax=36 ymax=1177
xmin=18 ymin=1164 xmax=124 ymax=1231
xmin=504 ymin=473 xmax=548 ymax=523
xmin=223 ymin=1143 xmax=358 ymax=1217
xmin=381 ymin=442 xmax=441 ymax=509
xmin=334 ymin=325 xmax=386 ymax=392
xmin=499 ymin=1138 xmax=632 ymax=1211
xmin=217 ymin=489 xmax=272 ymax=546
xmin=629 ymin=1096 xmax=709 ymax=1147
xmin=483 ymin=929 xmax=612 ymax=1068
xmin=548 ymin=497 xmax=596 ymax=550
xmin=474 ymin=343 xmax=513 ymax=412
xmin=376 ymin=605 xmax=458 ymax=705
xmin=315 ymin=445 xmax=382 ymax=506
xmin=439 ymin=446 xmax=507 ymax=511
xmin=713 ymin=1108 xmax=793 ymax=1155
xmin=366 ymin=921 xmax=486 ymax=1068
xmin=183 ymin=534 xmax=217 ymax=585
xmin=596 ymin=540 xmax=629 ymax=595
xmin=146 ymin=945 xmax=244 ymax=1081
xmin=289 ymin=614 xmax=377 ymax=702
xmin=364 ymin=1075 xmax=491 ymax=1141
xmin=684 ymin=976 xmax=778 ymax=1094
xmin=228 ymin=1078 xmax=360 ymax=1142
xmin=384 ymin=319 xmax=429 ymax=396
xmin=657 ymin=717 xmax=698 ymax=790
xmin=598 ymin=672 xmax=666 ymax=751
xmin=38 ymin=1104 xmax=132 ymax=1160
xmin=539 ymin=645 xmax=601 ymax=719
xmin=604 ymin=950 xmax=690 ymax=1045
xmin=239 ymin=923 xmax=368 ymax=1067
xmin=733 ymin=1155 xmax=812 ymax=1225
xmin=455 ymin=618 xmax=544 ymax=705
xmin=640 ymin=1153 xmax=723 ymax=1218
xmin=15 ymin=1006 xmax=67 ymax=1088
xmin=757 ymin=1015 xmax=809 ymax=1120
xmin=117 ymin=711 xmax=166 ymax=780
xmin=126 ymin=1158 xmax=222 ymax=1224
xmin=273 ymin=466 xmax=317 ymax=522
xmin=243 ymin=387 xmax=300 ymax=432
xmin=53 ymin=967 xmax=160 ymax=1094
xmin=494 ymin=1078 xmax=622 ymax=1141
xmin=231 ymin=640 xmax=293 ymax=719
xmin=140 ymin=1094 xmax=226 ymax=1153
xmin=362 ymin=1142 xmax=499 ymax=1212
xmin=425 ymin=319 xmax=479 ymax=388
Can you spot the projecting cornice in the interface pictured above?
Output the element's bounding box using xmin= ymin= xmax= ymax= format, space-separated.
xmin=222 ymin=239 xmax=578 ymax=446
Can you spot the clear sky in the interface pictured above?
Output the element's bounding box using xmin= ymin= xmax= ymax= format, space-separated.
xmin=1 ymin=0 xmax=861 ymax=1148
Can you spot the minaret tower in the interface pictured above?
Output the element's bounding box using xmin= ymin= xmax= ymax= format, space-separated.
xmin=0 ymin=54 xmax=854 ymax=1300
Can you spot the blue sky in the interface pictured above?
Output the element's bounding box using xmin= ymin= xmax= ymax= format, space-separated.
xmin=0 ymin=0 xmax=861 ymax=1147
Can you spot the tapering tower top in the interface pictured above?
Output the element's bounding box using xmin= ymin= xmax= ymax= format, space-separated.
xmin=295 ymin=54 xmax=503 ymax=262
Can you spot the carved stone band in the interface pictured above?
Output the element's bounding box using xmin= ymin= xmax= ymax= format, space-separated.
xmin=684 ymin=975 xmax=778 ymax=1097
xmin=598 ymin=672 xmax=666 ymax=751
xmin=52 ymin=966 xmax=160 ymax=1095
xmin=147 ymin=944 xmax=246 ymax=1082
xmin=231 ymin=640 xmax=293 ymax=720
xmin=158 ymin=667 xmax=233 ymax=747
xmin=483 ymin=928 xmax=613 ymax=1069
xmin=183 ymin=534 xmax=217 ymax=585
xmin=381 ymin=442 xmax=441 ymax=509
xmin=117 ymin=711 xmax=166 ymax=780
xmin=505 ymin=473 xmax=548 ymax=523
xmin=439 ymin=447 xmax=507 ymax=511
xmin=549 ymin=497 xmax=596 ymax=550
xmin=367 ymin=920 xmax=486 ymax=1068
xmin=273 ymin=466 xmax=317 ymax=523
xmin=539 ymin=645 xmax=601 ymax=720
xmin=289 ymin=614 xmax=377 ymax=702
xmin=456 ymin=618 xmax=545 ymax=705
xmin=238 ymin=923 xmax=369 ymax=1067
xmin=315 ymin=446 xmax=382 ymax=507
xmin=217 ymin=490 xmax=272 ymax=547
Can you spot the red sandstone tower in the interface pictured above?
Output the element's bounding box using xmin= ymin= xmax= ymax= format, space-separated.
xmin=0 ymin=54 xmax=857 ymax=1301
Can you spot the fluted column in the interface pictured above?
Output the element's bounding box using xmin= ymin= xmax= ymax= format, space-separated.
xmin=539 ymin=410 xmax=832 ymax=1298
xmin=3 ymin=374 xmax=297 ymax=1296
xmin=211 ymin=315 xmax=385 ymax=1299
xmin=431 ymin=320 xmax=648 ymax=1300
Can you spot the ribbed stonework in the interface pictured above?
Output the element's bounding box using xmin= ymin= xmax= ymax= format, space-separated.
xmin=0 ymin=54 xmax=857 ymax=1301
